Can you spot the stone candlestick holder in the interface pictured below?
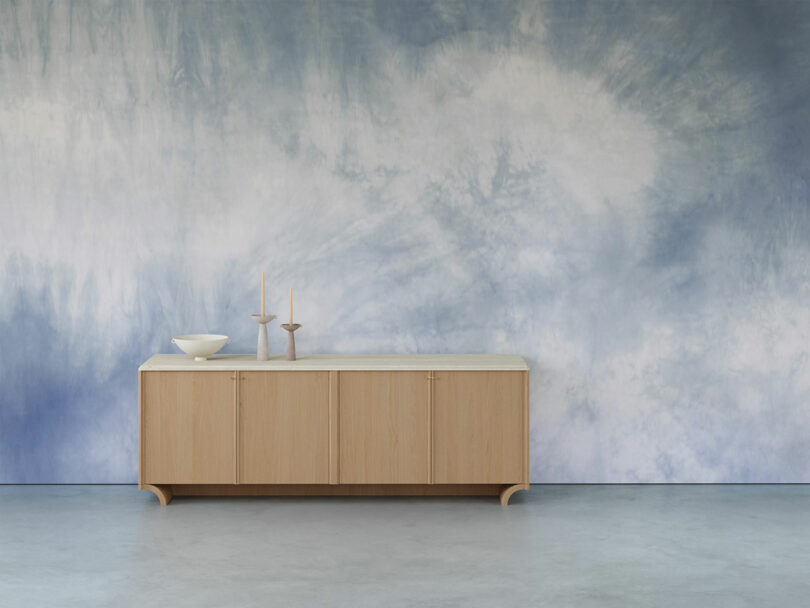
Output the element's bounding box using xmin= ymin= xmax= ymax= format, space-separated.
xmin=280 ymin=323 xmax=301 ymax=361
xmin=250 ymin=314 xmax=276 ymax=361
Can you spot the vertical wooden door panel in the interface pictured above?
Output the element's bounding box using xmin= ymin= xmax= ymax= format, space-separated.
xmin=339 ymin=371 xmax=429 ymax=484
xmin=239 ymin=371 xmax=329 ymax=484
xmin=142 ymin=371 xmax=235 ymax=484
xmin=433 ymin=371 xmax=525 ymax=483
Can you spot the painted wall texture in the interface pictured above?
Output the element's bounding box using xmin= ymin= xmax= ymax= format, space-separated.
xmin=1 ymin=0 xmax=809 ymax=483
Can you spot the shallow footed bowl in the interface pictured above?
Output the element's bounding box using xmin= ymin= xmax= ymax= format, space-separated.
xmin=172 ymin=334 xmax=229 ymax=361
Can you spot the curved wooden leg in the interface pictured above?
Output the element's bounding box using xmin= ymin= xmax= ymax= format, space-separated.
xmin=141 ymin=484 xmax=173 ymax=506
xmin=499 ymin=483 xmax=529 ymax=506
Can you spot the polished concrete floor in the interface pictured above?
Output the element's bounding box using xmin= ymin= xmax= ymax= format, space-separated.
xmin=1 ymin=485 xmax=808 ymax=607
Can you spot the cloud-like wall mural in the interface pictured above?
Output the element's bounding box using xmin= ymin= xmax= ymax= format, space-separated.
xmin=1 ymin=0 xmax=809 ymax=482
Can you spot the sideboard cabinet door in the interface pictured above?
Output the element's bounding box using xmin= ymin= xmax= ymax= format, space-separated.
xmin=239 ymin=371 xmax=329 ymax=484
xmin=142 ymin=371 xmax=235 ymax=484
xmin=433 ymin=371 xmax=525 ymax=484
xmin=339 ymin=371 xmax=430 ymax=484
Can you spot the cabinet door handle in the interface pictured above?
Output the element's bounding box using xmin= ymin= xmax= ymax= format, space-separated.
xmin=426 ymin=374 xmax=437 ymax=380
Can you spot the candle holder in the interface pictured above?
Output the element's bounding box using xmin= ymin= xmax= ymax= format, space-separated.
xmin=250 ymin=314 xmax=276 ymax=361
xmin=280 ymin=323 xmax=301 ymax=361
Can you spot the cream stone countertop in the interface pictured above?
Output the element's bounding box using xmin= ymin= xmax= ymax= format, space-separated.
xmin=139 ymin=353 xmax=528 ymax=371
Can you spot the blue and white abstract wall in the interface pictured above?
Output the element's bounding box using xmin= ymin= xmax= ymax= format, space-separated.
xmin=2 ymin=0 xmax=809 ymax=483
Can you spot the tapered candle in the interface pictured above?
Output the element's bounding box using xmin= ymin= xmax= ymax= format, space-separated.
xmin=261 ymin=272 xmax=266 ymax=316
xmin=289 ymin=287 xmax=293 ymax=324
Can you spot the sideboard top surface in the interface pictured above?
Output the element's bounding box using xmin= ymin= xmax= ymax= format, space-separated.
xmin=139 ymin=353 xmax=529 ymax=372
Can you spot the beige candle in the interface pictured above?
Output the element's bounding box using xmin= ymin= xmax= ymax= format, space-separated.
xmin=261 ymin=272 xmax=266 ymax=316
xmin=289 ymin=287 xmax=293 ymax=324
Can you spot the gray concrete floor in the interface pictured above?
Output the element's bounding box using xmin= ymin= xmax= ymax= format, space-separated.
xmin=0 ymin=485 xmax=808 ymax=607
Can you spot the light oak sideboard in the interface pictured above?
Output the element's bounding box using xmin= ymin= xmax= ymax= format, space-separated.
xmin=138 ymin=354 xmax=529 ymax=505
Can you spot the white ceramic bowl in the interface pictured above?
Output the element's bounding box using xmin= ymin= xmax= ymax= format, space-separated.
xmin=172 ymin=334 xmax=229 ymax=361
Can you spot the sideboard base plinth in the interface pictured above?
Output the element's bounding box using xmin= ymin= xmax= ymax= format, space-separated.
xmin=144 ymin=483 xmax=518 ymax=504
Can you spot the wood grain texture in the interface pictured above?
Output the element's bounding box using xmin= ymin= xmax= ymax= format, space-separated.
xmin=234 ymin=371 xmax=240 ymax=483
xmin=428 ymin=371 xmax=434 ymax=484
xmin=142 ymin=371 xmax=235 ymax=484
xmin=138 ymin=371 xmax=143 ymax=487
xmin=433 ymin=371 xmax=525 ymax=484
xmin=329 ymin=371 xmax=339 ymax=485
xmin=523 ymin=371 xmax=530 ymax=484
xmin=171 ymin=484 xmax=501 ymax=497
xmin=140 ymin=365 xmax=529 ymax=505
xmin=339 ymin=371 xmax=429 ymax=484
xmin=239 ymin=371 xmax=329 ymax=484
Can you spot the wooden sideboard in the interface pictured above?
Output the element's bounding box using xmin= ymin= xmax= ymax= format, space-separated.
xmin=138 ymin=354 xmax=529 ymax=505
